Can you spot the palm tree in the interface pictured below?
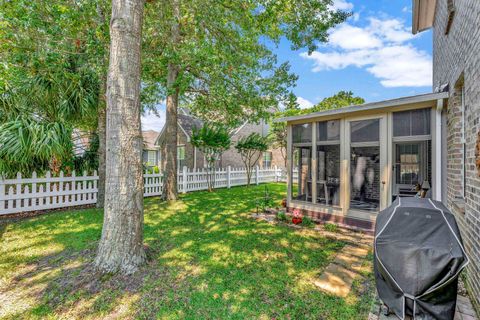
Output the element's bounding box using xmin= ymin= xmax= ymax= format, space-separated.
xmin=0 ymin=64 xmax=99 ymax=176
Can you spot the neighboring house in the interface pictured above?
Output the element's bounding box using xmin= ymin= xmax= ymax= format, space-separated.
xmin=278 ymin=0 xmax=480 ymax=313
xmin=72 ymin=129 xmax=91 ymax=156
xmin=155 ymin=109 xmax=284 ymax=170
xmin=413 ymin=0 xmax=480 ymax=313
xmin=142 ymin=130 xmax=160 ymax=168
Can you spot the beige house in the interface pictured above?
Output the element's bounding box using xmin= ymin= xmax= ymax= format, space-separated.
xmin=278 ymin=93 xmax=446 ymax=231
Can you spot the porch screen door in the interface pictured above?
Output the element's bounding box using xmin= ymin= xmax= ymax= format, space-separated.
xmin=346 ymin=115 xmax=387 ymax=213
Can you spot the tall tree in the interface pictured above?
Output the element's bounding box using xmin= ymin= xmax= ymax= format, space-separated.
xmin=143 ymin=0 xmax=349 ymax=201
xmin=311 ymin=90 xmax=364 ymax=112
xmin=94 ymin=0 xmax=146 ymax=274
xmin=0 ymin=0 xmax=110 ymax=197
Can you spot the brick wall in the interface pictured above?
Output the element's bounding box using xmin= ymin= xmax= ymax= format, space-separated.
xmin=159 ymin=130 xmax=204 ymax=170
xmin=221 ymin=122 xmax=286 ymax=169
xmin=433 ymin=0 xmax=480 ymax=312
xmin=158 ymin=121 xmax=286 ymax=170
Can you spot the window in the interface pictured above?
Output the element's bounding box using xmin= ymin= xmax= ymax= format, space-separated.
xmin=263 ymin=151 xmax=272 ymax=168
xmin=177 ymin=145 xmax=186 ymax=169
xmin=350 ymin=119 xmax=381 ymax=212
xmin=351 ymin=119 xmax=380 ymax=143
xmin=392 ymin=109 xmax=432 ymax=197
xmin=317 ymin=120 xmax=340 ymax=142
xmin=291 ymin=146 xmax=312 ymax=202
xmin=393 ymin=109 xmax=431 ymax=137
xmin=292 ymin=123 xmax=312 ymax=143
xmin=317 ymin=120 xmax=341 ymax=207
xmin=147 ymin=150 xmax=157 ymax=166
xmin=395 ymin=143 xmax=422 ymax=185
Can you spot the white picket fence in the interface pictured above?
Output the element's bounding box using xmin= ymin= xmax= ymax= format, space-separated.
xmin=0 ymin=166 xmax=286 ymax=215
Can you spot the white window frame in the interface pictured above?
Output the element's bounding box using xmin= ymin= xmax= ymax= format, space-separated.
xmin=177 ymin=145 xmax=186 ymax=168
xmin=263 ymin=151 xmax=272 ymax=168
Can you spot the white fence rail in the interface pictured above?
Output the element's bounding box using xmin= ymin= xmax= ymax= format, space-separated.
xmin=0 ymin=166 xmax=286 ymax=215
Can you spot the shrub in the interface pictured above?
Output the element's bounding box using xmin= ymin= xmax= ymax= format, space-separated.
xmin=277 ymin=212 xmax=288 ymax=222
xmin=324 ymin=223 xmax=338 ymax=233
xmin=301 ymin=216 xmax=314 ymax=228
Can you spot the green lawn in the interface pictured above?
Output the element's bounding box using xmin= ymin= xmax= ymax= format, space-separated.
xmin=0 ymin=183 xmax=375 ymax=319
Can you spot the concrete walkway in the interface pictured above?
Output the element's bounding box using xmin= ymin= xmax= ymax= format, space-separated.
xmin=314 ymin=235 xmax=371 ymax=297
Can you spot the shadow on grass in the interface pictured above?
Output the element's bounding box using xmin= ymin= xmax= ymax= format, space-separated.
xmin=0 ymin=183 xmax=376 ymax=320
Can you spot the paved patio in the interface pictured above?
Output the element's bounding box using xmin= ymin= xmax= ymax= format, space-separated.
xmin=369 ymin=288 xmax=478 ymax=320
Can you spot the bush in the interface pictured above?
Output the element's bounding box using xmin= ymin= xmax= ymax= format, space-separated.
xmin=324 ymin=223 xmax=338 ymax=233
xmin=277 ymin=212 xmax=288 ymax=222
xmin=301 ymin=216 xmax=314 ymax=228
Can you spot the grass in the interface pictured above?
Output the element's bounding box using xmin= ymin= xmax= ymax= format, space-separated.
xmin=0 ymin=183 xmax=375 ymax=319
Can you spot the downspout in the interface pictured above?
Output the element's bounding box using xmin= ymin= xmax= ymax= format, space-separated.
xmin=434 ymin=98 xmax=444 ymax=201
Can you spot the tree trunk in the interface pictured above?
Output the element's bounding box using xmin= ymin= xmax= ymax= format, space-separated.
xmin=96 ymin=3 xmax=107 ymax=209
xmin=161 ymin=0 xmax=181 ymax=201
xmin=281 ymin=146 xmax=287 ymax=168
xmin=96 ymin=82 xmax=107 ymax=208
xmin=95 ymin=0 xmax=146 ymax=275
xmin=161 ymin=65 xmax=179 ymax=200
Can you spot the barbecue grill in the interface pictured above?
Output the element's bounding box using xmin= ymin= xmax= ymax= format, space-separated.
xmin=374 ymin=197 xmax=469 ymax=320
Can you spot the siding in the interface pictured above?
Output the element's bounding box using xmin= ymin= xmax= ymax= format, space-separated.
xmin=433 ymin=0 xmax=480 ymax=313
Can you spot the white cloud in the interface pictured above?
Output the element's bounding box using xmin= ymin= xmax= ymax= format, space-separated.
xmin=297 ymin=96 xmax=314 ymax=109
xmin=301 ymin=16 xmax=432 ymax=88
xmin=329 ymin=24 xmax=382 ymax=49
xmin=368 ymin=18 xmax=414 ymax=43
xmin=141 ymin=109 xmax=165 ymax=132
xmin=330 ymin=0 xmax=354 ymax=11
xmin=366 ymin=45 xmax=432 ymax=87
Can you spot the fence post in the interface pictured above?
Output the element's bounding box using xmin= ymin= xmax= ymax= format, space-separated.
xmin=227 ymin=166 xmax=231 ymax=188
xmin=274 ymin=165 xmax=278 ymax=182
xmin=255 ymin=165 xmax=259 ymax=185
xmin=182 ymin=166 xmax=188 ymax=193
xmin=0 ymin=176 xmax=4 ymax=214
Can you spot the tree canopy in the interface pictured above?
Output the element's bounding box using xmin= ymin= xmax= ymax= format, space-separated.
xmin=0 ymin=0 xmax=110 ymax=175
xmin=235 ymin=133 xmax=269 ymax=186
xmin=191 ymin=124 xmax=231 ymax=191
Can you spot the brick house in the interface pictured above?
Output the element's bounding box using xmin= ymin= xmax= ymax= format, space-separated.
xmin=277 ymin=0 xmax=480 ymax=314
xmin=413 ymin=0 xmax=480 ymax=313
xmin=155 ymin=109 xmax=285 ymax=170
xmin=142 ymin=130 xmax=160 ymax=168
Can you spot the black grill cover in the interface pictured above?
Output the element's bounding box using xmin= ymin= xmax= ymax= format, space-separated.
xmin=374 ymin=197 xmax=469 ymax=320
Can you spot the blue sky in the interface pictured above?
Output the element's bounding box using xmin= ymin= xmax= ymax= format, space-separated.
xmin=142 ymin=0 xmax=433 ymax=130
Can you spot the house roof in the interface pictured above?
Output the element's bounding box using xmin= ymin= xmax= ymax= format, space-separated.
xmin=155 ymin=109 xmax=270 ymax=145
xmin=178 ymin=113 xmax=204 ymax=138
xmin=412 ymin=0 xmax=437 ymax=34
xmin=142 ymin=130 xmax=160 ymax=149
xmin=275 ymin=92 xmax=449 ymax=123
